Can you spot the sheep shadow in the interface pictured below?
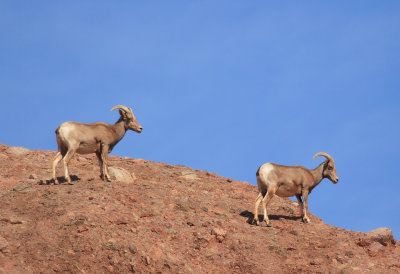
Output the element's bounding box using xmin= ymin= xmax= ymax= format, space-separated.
xmin=38 ymin=175 xmax=81 ymax=185
xmin=240 ymin=210 xmax=301 ymax=225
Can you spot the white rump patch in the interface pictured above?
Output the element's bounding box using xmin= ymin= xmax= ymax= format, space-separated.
xmin=259 ymin=163 xmax=274 ymax=176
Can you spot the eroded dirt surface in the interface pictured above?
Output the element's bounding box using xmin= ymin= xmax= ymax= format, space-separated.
xmin=0 ymin=143 xmax=399 ymax=273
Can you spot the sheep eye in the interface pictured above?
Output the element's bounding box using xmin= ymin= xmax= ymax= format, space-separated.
xmin=328 ymin=166 xmax=333 ymax=170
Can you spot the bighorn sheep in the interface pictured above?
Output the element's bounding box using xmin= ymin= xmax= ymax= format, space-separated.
xmin=253 ymin=152 xmax=339 ymax=226
xmin=52 ymin=105 xmax=142 ymax=185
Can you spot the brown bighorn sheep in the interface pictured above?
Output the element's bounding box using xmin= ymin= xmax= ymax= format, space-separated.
xmin=253 ymin=152 xmax=339 ymax=226
xmin=52 ymin=105 xmax=142 ymax=185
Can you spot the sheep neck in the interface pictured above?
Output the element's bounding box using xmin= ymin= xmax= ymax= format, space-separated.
xmin=112 ymin=118 xmax=128 ymax=142
xmin=310 ymin=161 xmax=326 ymax=186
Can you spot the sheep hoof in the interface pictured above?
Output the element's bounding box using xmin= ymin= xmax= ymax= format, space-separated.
xmin=261 ymin=222 xmax=272 ymax=227
xmin=107 ymin=178 xmax=112 ymax=182
xmin=68 ymin=181 xmax=75 ymax=185
xmin=54 ymin=180 xmax=59 ymax=185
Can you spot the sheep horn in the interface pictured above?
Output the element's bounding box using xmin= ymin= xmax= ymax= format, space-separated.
xmin=110 ymin=105 xmax=132 ymax=114
xmin=313 ymin=152 xmax=334 ymax=163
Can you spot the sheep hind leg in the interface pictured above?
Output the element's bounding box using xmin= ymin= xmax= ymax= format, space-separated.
xmin=96 ymin=152 xmax=105 ymax=180
xmin=62 ymin=150 xmax=76 ymax=185
xmin=296 ymin=194 xmax=304 ymax=219
xmin=253 ymin=193 xmax=263 ymax=225
xmin=52 ymin=152 xmax=62 ymax=185
xmin=261 ymin=191 xmax=275 ymax=227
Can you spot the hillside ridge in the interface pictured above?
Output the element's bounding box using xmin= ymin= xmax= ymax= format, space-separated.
xmin=0 ymin=143 xmax=398 ymax=273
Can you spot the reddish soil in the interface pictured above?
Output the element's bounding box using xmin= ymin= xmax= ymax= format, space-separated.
xmin=0 ymin=143 xmax=399 ymax=273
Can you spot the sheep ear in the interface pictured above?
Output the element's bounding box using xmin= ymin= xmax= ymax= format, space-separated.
xmin=119 ymin=109 xmax=126 ymax=117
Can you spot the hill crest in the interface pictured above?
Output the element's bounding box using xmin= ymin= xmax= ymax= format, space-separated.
xmin=0 ymin=143 xmax=398 ymax=273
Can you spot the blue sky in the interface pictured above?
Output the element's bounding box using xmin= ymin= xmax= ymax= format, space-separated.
xmin=1 ymin=1 xmax=399 ymax=239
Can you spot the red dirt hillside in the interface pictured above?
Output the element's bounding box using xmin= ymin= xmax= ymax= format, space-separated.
xmin=0 ymin=143 xmax=399 ymax=273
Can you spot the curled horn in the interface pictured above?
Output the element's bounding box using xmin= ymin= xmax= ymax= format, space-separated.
xmin=313 ymin=152 xmax=334 ymax=163
xmin=110 ymin=105 xmax=132 ymax=114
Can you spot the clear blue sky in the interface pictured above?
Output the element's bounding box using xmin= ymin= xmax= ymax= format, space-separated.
xmin=1 ymin=2 xmax=399 ymax=239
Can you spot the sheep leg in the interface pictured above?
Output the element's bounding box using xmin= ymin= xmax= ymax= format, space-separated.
xmin=62 ymin=149 xmax=76 ymax=185
xmin=261 ymin=191 xmax=275 ymax=227
xmin=100 ymin=144 xmax=112 ymax=182
xmin=96 ymin=152 xmax=105 ymax=180
xmin=52 ymin=152 xmax=63 ymax=184
xmin=253 ymin=193 xmax=263 ymax=225
xmin=296 ymin=194 xmax=304 ymax=218
xmin=301 ymin=191 xmax=311 ymax=223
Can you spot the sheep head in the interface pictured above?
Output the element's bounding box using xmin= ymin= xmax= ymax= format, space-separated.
xmin=111 ymin=105 xmax=143 ymax=133
xmin=313 ymin=152 xmax=339 ymax=184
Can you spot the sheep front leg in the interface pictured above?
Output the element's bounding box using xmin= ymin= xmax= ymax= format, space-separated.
xmin=301 ymin=191 xmax=311 ymax=223
xmin=100 ymin=144 xmax=112 ymax=182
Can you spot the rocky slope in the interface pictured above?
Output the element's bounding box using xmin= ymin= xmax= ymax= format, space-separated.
xmin=0 ymin=143 xmax=398 ymax=273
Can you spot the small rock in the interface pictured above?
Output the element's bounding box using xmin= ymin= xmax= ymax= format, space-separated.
xmin=289 ymin=230 xmax=299 ymax=236
xmin=368 ymin=241 xmax=385 ymax=257
xmin=187 ymin=221 xmax=195 ymax=227
xmin=356 ymin=238 xmax=370 ymax=247
xmin=336 ymin=256 xmax=345 ymax=264
xmin=9 ymin=217 xmax=24 ymax=225
xmin=366 ymin=227 xmax=395 ymax=246
xmin=151 ymin=227 xmax=162 ymax=233
xmin=195 ymin=234 xmax=214 ymax=249
xmin=211 ymin=228 xmax=227 ymax=243
xmin=7 ymin=146 xmax=30 ymax=155
xmin=129 ymin=244 xmax=137 ymax=254
xmin=29 ymin=174 xmax=37 ymax=179
xmin=310 ymin=258 xmax=324 ymax=265
xmin=12 ymin=185 xmax=33 ymax=193
xmin=132 ymin=213 xmax=140 ymax=222
xmin=0 ymin=236 xmax=8 ymax=251
xmin=108 ymin=167 xmax=136 ymax=183
xmin=180 ymin=171 xmax=199 ymax=180
xmin=127 ymin=195 xmax=137 ymax=202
